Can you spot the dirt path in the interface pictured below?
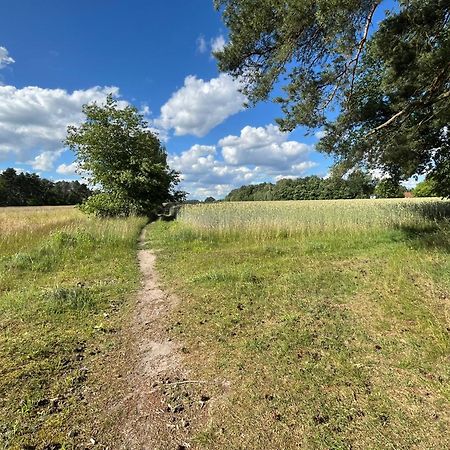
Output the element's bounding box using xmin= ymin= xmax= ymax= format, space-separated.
xmin=111 ymin=226 xmax=204 ymax=449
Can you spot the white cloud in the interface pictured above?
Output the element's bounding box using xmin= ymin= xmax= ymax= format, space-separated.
xmin=291 ymin=161 xmax=319 ymax=172
xmin=170 ymin=144 xmax=217 ymax=176
xmin=0 ymin=46 xmax=14 ymax=69
xmin=401 ymin=175 xmax=425 ymax=190
xmin=156 ymin=74 xmax=246 ymax=137
xmin=314 ymin=130 xmax=327 ymax=140
xmin=56 ymin=162 xmax=78 ymax=175
xmin=140 ymin=104 xmax=151 ymax=116
xmin=220 ymin=124 xmax=311 ymax=168
xmin=28 ymin=150 xmax=63 ymax=171
xmin=196 ymin=36 xmax=207 ymax=53
xmin=368 ymin=169 xmax=424 ymax=189
xmin=169 ymin=125 xmax=317 ymax=199
xmin=170 ymin=144 xmax=257 ymax=198
xmin=211 ymin=35 xmax=226 ymax=54
xmin=0 ymin=85 xmax=120 ymax=164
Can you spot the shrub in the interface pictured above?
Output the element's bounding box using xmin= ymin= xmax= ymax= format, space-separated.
xmin=78 ymin=193 xmax=141 ymax=218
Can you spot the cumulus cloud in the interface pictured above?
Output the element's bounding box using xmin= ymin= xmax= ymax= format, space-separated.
xmin=28 ymin=150 xmax=63 ymax=171
xmin=56 ymin=162 xmax=78 ymax=175
xmin=156 ymin=74 xmax=246 ymax=137
xmin=169 ymin=125 xmax=317 ymax=199
xmin=170 ymin=144 xmax=217 ymax=176
xmin=211 ymin=35 xmax=226 ymax=54
xmin=220 ymin=124 xmax=311 ymax=168
xmin=0 ymin=85 xmax=120 ymax=163
xmin=169 ymin=144 xmax=257 ymax=198
xmin=401 ymin=175 xmax=424 ymax=190
xmin=0 ymin=46 xmax=14 ymax=69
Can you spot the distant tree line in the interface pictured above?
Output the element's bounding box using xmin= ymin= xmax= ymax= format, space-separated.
xmin=224 ymin=171 xmax=419 ymax=202
xmin=0 ymin=168 xmax=93 ymax=207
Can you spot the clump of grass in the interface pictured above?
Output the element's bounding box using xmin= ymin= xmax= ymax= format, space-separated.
xmin=42 ymin=285 xmax=94 ymax=313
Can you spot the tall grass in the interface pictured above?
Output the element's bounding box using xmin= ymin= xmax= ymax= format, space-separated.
xmin=0 ymin=206 xmax=143 ymax=255
xmin=177 ymin=198 xmax=450 ymax=239
xmin=0 ymin=206 xmax=81 ymax=255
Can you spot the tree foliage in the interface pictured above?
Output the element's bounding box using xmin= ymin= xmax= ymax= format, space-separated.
xmin=374 ymin=179 xmax=406 ymax=199
xmin=225 ymin=171 xmax=380 ymax=201
xmin=65 ymin=95 xmax=182 ymax=217
xmin=413 ymin=178 xmax=439 ymax=197
xmin=215 ymin=0 xmax=450 ymax=195
xmin=0 ymin=168 xmax=92 ymax=207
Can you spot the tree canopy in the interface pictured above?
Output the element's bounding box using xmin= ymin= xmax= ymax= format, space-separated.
xmin=0 ymin=168 xmax=92 ymax=207
xmin=413 ymin=178 xmax=439 ymax=197
xmin=65 ymin=95 xmax=183 ymax=217
xmin=224 ymin=171 xmax=392 ymax=201
xmin=215 ymin=0 xmax=450 ymax=195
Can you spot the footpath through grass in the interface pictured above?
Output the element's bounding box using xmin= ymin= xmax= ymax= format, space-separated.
xmin=150 ymin=199 xmax=450 ymax=449
xmin=0 ymin=207 xmax=147 ymax=449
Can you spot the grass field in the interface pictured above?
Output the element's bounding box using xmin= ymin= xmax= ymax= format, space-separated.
xmin=0 ymin=206 xmax=146 ymax=449
xmin=149 ymin=198 xmax=450 ymax=449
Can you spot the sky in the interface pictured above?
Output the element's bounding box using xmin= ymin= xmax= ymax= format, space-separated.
xmin=0 ymin=0 xmax=411 ymax=199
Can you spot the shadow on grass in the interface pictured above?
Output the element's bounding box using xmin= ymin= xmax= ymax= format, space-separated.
xmin=406 ymin=200 xmax=450 ymax=221
xmin=393 ymin=201 xmax=450 ymax=252
xmin=395 ymin=224 xmax=450 ymax=252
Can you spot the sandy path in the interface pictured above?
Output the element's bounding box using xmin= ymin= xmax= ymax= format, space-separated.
xmin=114 ymin=226 xmax=201 ymax=449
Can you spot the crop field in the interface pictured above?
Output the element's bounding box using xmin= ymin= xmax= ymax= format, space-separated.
xmin=150 ymin=198 xmax=450 ymax=449
xmin=0 ymin=206 xmax=146 ymax=449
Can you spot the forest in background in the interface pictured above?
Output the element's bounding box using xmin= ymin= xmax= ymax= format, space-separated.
xmin=0 ymin=168 xmax=92 ymax=207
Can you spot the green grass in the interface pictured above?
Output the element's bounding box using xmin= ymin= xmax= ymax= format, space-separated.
xmin=149 ymin=199 xmax=450 ymax=449
xmin=0 ymin=207 xmax=147 ymax=449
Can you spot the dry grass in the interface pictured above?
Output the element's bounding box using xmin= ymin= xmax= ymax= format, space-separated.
xmin=0 ymin=206 xmax=81 ymax=255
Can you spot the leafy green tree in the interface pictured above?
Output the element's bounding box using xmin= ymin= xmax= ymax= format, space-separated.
xmin=413 ymin=178 xmax=439 ymax=197
xmin=65 ymin=95 xmax=183 ymax=217
xmin=346 ymin=170 xmax=376 ymax=199
xmin=0 ymin=177 xmax=7 ymax=207
xmin=374 ymin=179 xmax=406 ymax=198
xmin=215 ymin=0 xmax=450 ymax=195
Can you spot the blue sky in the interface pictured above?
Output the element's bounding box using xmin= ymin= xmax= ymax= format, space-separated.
xmin=0 ymin=0 xmax=402 ymax=199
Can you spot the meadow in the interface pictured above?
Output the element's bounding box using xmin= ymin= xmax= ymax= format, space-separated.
xmin=149 ymin=198 xmax=450 ymax=449
xmin=0 ymin=206 xmax=146 ymax=449
xmin=2 ymin=199 xmax=450 ymax=449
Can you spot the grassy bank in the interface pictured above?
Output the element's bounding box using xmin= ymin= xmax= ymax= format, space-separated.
xmin=149 ymin=198 xmax=450 ymax=449
xmin=0 ymin=206 xmax=147 ymax=449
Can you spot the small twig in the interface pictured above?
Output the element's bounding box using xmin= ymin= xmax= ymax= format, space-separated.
xmin=163 ymin=380 xmax=208 ymax=386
